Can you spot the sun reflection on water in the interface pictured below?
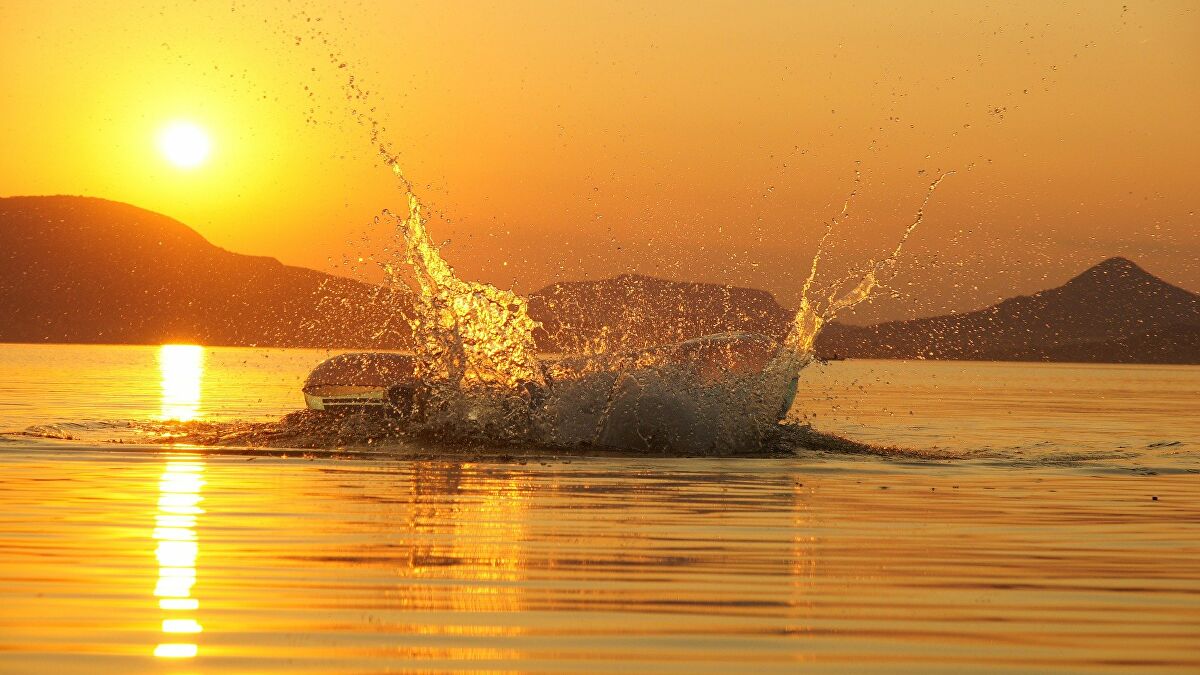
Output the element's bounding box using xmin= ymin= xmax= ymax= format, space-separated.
xmin=158 ymin=344 xmax=204 ymax=422
xmin=153 ymin=457 xmax=205 ymax=659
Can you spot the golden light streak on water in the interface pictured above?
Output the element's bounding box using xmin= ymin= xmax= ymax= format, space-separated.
xmin=449 ymin=470 xmax=526 ymax=616
xmin=162 ymin=618 xmax=203 ymax=633
xmin=153 ymin=643 xmax=198 ymax=659
xmin=160 ymin=598 xmax=199 ymax=611
xmin=391 ymin=463 xmax=531 ymax=658
xmin=153 ymin=457 xmax=205 ymax=659
xmin=158 ymin=344 xmax=204 ymax=422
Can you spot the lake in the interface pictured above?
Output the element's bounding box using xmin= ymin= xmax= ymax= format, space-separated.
xmin=1 ymin=343 xmax=1197 ymax=672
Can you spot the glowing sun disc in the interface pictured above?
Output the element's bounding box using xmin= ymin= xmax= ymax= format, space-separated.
xmin=159 ymin=122 xmax=211 ymax=169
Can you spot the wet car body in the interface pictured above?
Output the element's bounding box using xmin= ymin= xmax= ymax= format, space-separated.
xmin=301 ymin=333 xmax=801 ymax=453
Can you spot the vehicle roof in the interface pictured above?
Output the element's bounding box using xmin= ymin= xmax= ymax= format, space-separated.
xmin=302 ymin=352 xmax=417 ymax=390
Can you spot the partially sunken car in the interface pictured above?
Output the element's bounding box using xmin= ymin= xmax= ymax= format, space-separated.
xmin=300 ymin=333 xmax=801 ymax=453
xmin=301 ymin=352 xmax=418 ymax=412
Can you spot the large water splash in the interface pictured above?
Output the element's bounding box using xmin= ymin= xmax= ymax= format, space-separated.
xmin=376 ymin=157 xmax=950 ymax=392
xmin=382 ymin=189 xmax=543 ymax=391
xmin=368 ymin=152 xmax=950 ymax=452
xmin=370 ymin=174 xmax=546 ymax=442
xmin=314 ymin=20 xmax=546 ymax=395
xmin=317 ymin=32 xmax=952 ymax=453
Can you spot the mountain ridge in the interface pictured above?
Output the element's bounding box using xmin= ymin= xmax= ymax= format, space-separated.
xmin=812 ymin=255 xmax=1200 ymax=363
xmin=527 ymin=272 xmax=791 ymax=353
xmin=2 ymin=195 xmax=1196 ymax=364
xmin=0 ymin=195 xmax=415 ymax=348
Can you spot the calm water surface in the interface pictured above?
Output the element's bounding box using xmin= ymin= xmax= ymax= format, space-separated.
xmin=0 ymin=344 xmax=1197 ymax=673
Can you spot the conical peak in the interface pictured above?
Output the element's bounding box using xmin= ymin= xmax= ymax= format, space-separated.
xmin=1065 ymin=256 xmax=1157 ymax=289
xmin=1093 ymin=256 xmax=1139 ymax=273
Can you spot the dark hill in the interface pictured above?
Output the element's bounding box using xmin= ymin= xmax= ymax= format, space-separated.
xmin=528 ymin=273 xmax=792 ymax=352
xmin=815 ymin=257 xmax=1200 ymax=364
xmin=0 ymin=195 xmax=414 ymax=348
xmin=3 ymin=196 xmax=1195 ymax=364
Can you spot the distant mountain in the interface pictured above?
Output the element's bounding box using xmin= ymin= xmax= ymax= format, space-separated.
xmin=0 ymin=195 xmax=414 ymax=348
xmin=814 ymin=257 xmax=1200 ymax=364
xmin=527 ymin=259 xmax=1200 ymax=364
xmin=527 ymin=274 xmax=791 ymax=352
xmin=3 ymin=195 xmax=1196 ymax=364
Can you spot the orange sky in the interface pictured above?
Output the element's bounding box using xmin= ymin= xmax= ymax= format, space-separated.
xmin=1 ymin=0 xmax=1197 ymax=321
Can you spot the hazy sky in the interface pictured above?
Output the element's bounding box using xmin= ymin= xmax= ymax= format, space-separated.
xmin=2 ymin=0 xmax=1197 ymax=321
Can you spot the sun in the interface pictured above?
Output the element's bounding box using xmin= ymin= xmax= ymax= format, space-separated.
xmin=159 ymin=122 xmax=211 ymax=169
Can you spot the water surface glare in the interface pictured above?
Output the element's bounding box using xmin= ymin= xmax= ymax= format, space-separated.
xmin=1 ymin=344 xmax=1198 ymax=672
xmin=1 ymin=448 xmax=1198 ymax=673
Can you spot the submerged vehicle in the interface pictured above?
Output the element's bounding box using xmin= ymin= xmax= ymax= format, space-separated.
xmin=302 ymin=333 xmax=801 ymax=453
xmin=302 ymin=352 xmax=419 ymax=412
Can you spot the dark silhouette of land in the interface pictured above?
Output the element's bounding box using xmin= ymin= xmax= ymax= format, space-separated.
xmin=0 ymin=196 xmax=414 ymax=348
xmin=814 ymin=257 xmax=1200 ymax=364
xmin=527 ymin=274 xmax=790 ymax=353
xmin=2 ymin=195 xmax=1197 ymax=363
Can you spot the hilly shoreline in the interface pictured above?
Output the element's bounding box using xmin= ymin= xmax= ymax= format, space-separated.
xmin=2 ymin=195 xmax=1197 ymax=364
xmin=0 ymin=195 xmax=416 ymax=349
xmin=814 ymin=256 xmax=1200 ymax=364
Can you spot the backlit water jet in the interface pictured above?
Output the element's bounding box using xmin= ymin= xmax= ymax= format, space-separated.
xmin=181 ymin=26 xmax=955 ymax=455
xmin=362 ymin=139 xmax=950 ymax=453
